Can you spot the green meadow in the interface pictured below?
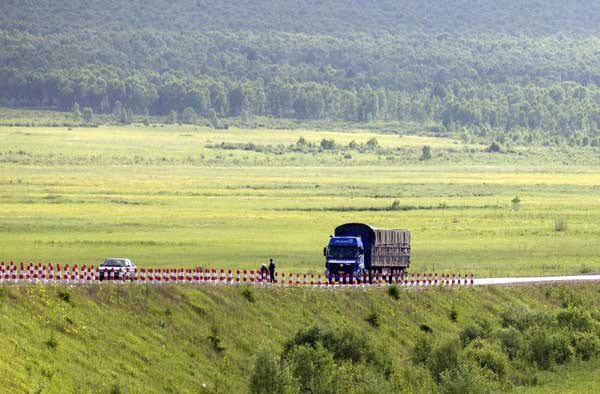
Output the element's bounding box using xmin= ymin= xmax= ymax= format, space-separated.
xmin=1 ymin=114 xmax=600 ymax=276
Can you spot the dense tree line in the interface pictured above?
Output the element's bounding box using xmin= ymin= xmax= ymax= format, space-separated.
xmin=2 ymin=1 xmax=600 ymax=145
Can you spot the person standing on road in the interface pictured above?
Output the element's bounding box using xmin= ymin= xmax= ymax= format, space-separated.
xmin=268 ymin=258 xmax=276 ymax=283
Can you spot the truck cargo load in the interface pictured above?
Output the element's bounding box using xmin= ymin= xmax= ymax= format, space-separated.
xmin=334 ymin=223 xmax=410 ymax=271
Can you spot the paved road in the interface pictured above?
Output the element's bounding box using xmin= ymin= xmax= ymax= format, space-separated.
xmin=474 ymin=274 xmax=600 ymax=286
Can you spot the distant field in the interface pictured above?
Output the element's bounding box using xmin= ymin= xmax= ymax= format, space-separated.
xmin=2 ymin=114 xmax=600 ymax=276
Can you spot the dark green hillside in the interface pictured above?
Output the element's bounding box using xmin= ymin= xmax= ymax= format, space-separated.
xmin=3 ymin=0 xmax=600 ymax=35
xmin=2 ymin=1 xmax=600 ymax=146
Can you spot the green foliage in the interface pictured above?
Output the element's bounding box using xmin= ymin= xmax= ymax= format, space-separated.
xmin=420 ymin=145 xmax=432 ymax=161
xmin=166 ymin=110 xmax=178 ymax=124
xmin=82 ymin=107 xmax=93 ymax=123
xmin=250 ymin=352 xmax=298 ymax=394
xmin=365 ymin=138 xmax=379 ymax=150
xmin=412 ymin=335 xmax=433 ymax=365
xmin=449 ymin=305 xmax=458 ymax=322
xmin=3 ymin=1 xmax=600 ymax=146
xmin=365 ymin=311 xmax=381 ymax=328
xmin=287 ymin=344 xmax=338 ymax=394
xmin=554 ymin=216 xmax=568 ymax=232
xmin=182 ymin=107 xmax=197 ymax=124
xmin=428 ymin=338 xmax=462 ymax=382
xmin=572 ymin=332 xmax=600 ymax=361
xmin=439 ymin=363 xmax=496 ymax=394
xmin=526 ymin=328 xmax=573 ymax=370
xmin=488 ymin=142 xmax=502 ymax=153
xmin=208 ymin=326 xmax=225 ymax=353
xmin=208 ymin=109 xmax=219 ymax=128
xmin=387 ymin=285 xmax=400 ymax=300
xmin=71 ymin=102 xmax=81 ymax=122
xmin=556 ymin=307 xmax=594 ymax=331
xmin=44 ymin=333 xmax=58 ymax=349
xmin=495 ymin=327 xmax=524 ymax=360
xmin=511 ymin=196 xmax=520 ymax=210
xmin=320 ymin=139 xmax=336 ymax=150
xmin=241 ymin=287 xmax=255 ymax=303
xmin=464 ymin=339 xmax=509 ymax=381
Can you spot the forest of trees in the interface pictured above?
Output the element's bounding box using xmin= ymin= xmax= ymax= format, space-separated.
xmin=2 ymin=0 xmax=600 ymax=145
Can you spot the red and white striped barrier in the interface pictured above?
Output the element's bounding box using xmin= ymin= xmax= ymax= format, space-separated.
xmin=0 ymin=262 xmax=476 ymax=291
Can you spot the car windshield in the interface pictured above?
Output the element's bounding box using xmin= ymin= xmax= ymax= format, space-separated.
xmin=328 ymin=246 xmax=358 ymax=259
xmin=104 ymin=259 xmax=126 ymax=267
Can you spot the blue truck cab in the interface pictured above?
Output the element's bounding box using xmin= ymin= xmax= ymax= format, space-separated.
xmin=324 ymin=236 xmax=365 ymax=278
xmin=324 ymin=223 xmax=411 ymax=281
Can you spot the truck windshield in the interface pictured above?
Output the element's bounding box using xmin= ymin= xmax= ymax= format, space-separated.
xmin=328 ymin=246 xmax=358 ymax=259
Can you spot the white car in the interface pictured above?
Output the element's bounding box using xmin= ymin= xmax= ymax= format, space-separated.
xmin=99 ymin=258 xmax=136 ymax=281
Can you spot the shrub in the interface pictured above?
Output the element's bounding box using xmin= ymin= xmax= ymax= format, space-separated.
xmin=387 ymin=285 xmax=400 ymax=300
xmin=283 ymin=327 xmax=391 ymax=375
xmin=365 ymin=311 xmax=381 ymax=328
xmin=181 ymin=107 xmax=197 ymax=124
xmin=428 ymin=338 xmax=462 ymax=382
xmin=495 ymin=327 xmax=524 ymax=360
xmin=288 ymin=344 xmax=338 ymax=394
xmin=208 ymin=326 xmax=225 ymax=353
xmin=391 ymin=364 xmax=438 ymax=394
xmin=554 ymin=216 xmax=568 ymax=232
xmin=320 ymin=138 xmax=336 ymax=150
xmin=449 ymin=306 xmax=458 ymax=322
xmin=488 ymin=142 xmax=502 ymax=153
xmin=464 ymin=339 xmax=509 ymax=381
xmin=412 ymin=335 xmax=433 ymax=365
xmin=420 ymin=145 xmax=432 ymax=161
xmin=511 ymin=195 xmax=520 ymax=210
xmin=556 ymin=307 xmax=593 ymax=332
xmin=526 ymin=329 xmax=573 ymax=369
xmin=439 ymin=363 xmax=495 ymax=394
xmin=44 ymin=334 xmax=58 ymax=349
xmin=250 ymin=351 xmax=298 ymax=394
xmin=573 ymin=332 xmax=600 ymax=361
xmin=366 ymin=137 xmax=379 ymax=150
xmin=57 ymin=289 xmax=73 ymax=305
xmin=460 ymin=325 xmax=485 ymax=346
xmin=241 ymin=287 xmax=255 ymax=303
xmin=499 ymin=305 xmax=548 ymax=331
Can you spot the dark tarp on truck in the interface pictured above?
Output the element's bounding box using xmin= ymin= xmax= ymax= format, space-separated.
xmin=335 ymin=223 xmax=410 ymax=271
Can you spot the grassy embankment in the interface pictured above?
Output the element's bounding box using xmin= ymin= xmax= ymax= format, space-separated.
xmin=1 ymin=283 xmax=600 ymax=393
xmin=2 ymin=111 xmax=600 ymax=276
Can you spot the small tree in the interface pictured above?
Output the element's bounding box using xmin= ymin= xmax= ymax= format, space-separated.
xmin=488 ymin=142 xmax=502 ymax=153
xmin=71 ymin=102 xmax=82 ymax=122
xmin=554 ymin=216 xmax=568 ymax=232
xmin=366 ymin=137 xmax=379 ymax=150
xmin=82 ymin=107 xmax=94 ymax=123
xmin=511 ymin=196 xmax=521 ymax=210
xmin=421 ymin=145 xmax=432 ymax=161
xmin=112 ymin=100 xmax=123 ymax=117
xmin=320 ymin=138 xmax=336 ymax=150
xmin=250 ymin=352 xmax=298 ymax=394
xmin=208 ymin=109 xmax=219 ymax=128
xmin=182 ymin=107 xmax=197 ymax=124
xmin=166 ymin=110 xmax=178 ymax=124
xmin=143 ymin=108 xmax=151 ymax=126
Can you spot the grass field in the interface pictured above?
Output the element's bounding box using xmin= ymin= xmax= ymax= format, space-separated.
xmin=1 ymin=283 xmax=600 ymax=394
xmin=2 ymin=114 xmax=600 ymax=276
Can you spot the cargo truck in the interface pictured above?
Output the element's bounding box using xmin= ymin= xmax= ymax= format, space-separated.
xmin=323 ymin=223 xmax=410 ymax=281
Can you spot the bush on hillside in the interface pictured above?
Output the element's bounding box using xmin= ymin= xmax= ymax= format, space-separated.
xmin=439 ymin=363 xmax=496 ymax=394
xmin=464 ymin=339 xmax=509 ymax=382
xmin=250 ymin=351 xmax=299 ymax=394
xmin=495 ymin=327 xmax=524 ymax=360
xmin=428 ymin=338 xmax=463 ymax=382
